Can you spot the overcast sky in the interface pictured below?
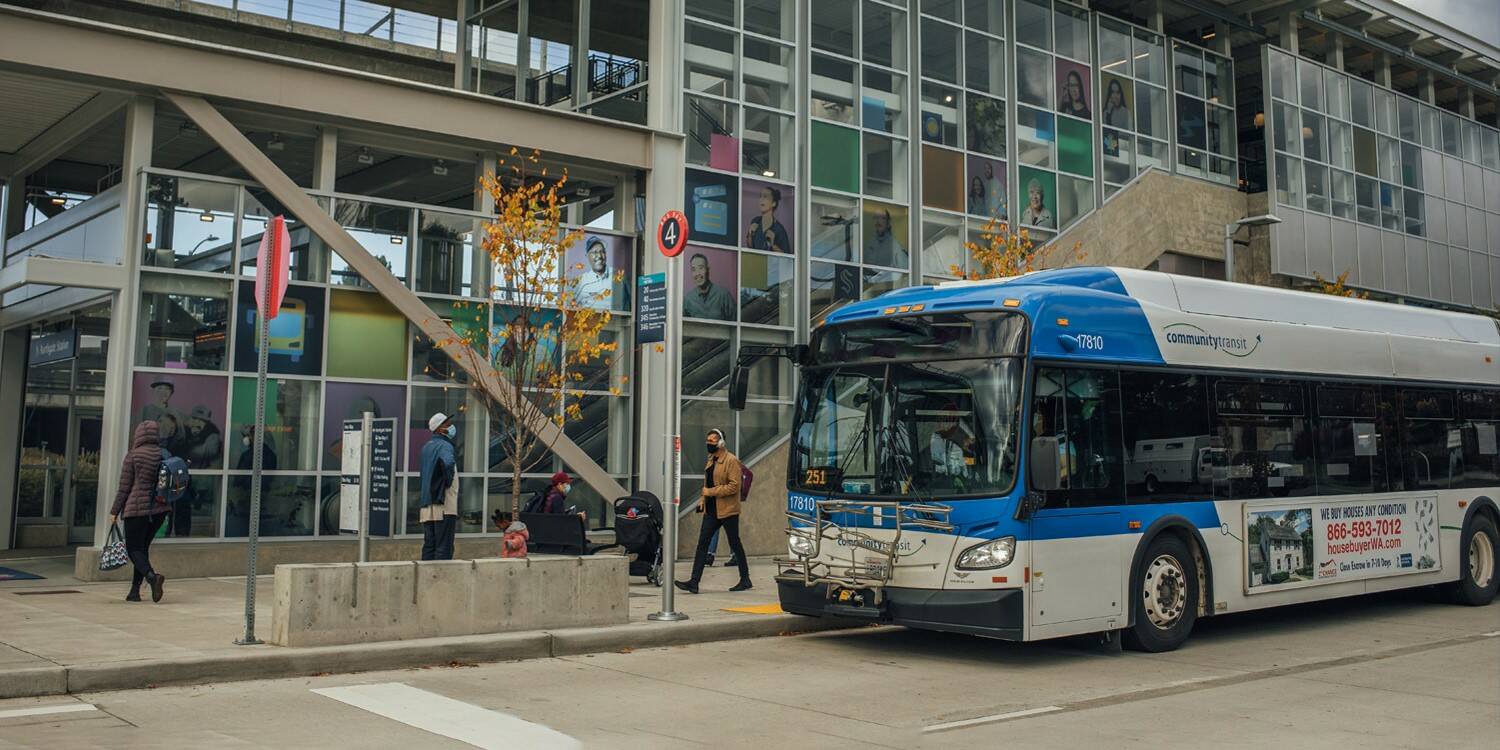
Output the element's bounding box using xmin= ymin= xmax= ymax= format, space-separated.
xmin=1392 ymin=0 xmax=1500 ymax=52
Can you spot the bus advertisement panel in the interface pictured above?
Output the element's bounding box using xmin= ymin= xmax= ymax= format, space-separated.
xmin=1245 ymin=496 xmax=1440 ymax=593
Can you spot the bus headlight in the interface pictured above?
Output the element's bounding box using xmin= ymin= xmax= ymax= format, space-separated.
xmin=788 ymin=534 xmax=816 ymax=558
xmin=955 ymin=537 xmax=1016 ymax=570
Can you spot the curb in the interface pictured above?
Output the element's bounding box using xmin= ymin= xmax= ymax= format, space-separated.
xmin=7 ymin=614 xmax=863 ymax=698
xmin=0 ymin=667 xmax=68 ymax=699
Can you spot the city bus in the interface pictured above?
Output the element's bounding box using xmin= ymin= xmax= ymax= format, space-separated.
xmin=728 ymin=267 xmax=1499 ymax=652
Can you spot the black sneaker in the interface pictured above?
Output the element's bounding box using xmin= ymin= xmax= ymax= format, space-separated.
xmin=722 ymin=557 xmax=740 ymax=567
xmin=673 ymin=580 xmax=699 ymax=595
xmin=125 ymin=591 xmax=142 ymax=602
xmin=729 ymin=580 xmax=753 ymax=592
xmin=703 ymin=555 xmax=715 ymax=567
xmin=149 ymin=573 xmax=165 ymax=603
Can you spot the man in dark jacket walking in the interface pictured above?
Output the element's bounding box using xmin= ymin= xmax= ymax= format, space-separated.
xmin=110 ymin=421 xmax=170 ymax=602
xmin=418 ymin=412 xmax=459 ymax=560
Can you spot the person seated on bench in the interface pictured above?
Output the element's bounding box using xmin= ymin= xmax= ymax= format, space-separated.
xmin=542 ymin=471 xmax=587 ymax=523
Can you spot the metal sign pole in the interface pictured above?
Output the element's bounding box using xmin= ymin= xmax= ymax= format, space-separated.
xmin=650 ymin=249 xmax=687 ymax=622
xmin=235 ymin=257 xmax=270 ymax=645
xmin=358 ymin=411 xmax=373 ymax=563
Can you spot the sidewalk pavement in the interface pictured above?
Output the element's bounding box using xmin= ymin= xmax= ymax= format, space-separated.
xmin=0 ymin=552 xmax=858 ymax=699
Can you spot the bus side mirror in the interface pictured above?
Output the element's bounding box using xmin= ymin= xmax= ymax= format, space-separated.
xmin=790 ymin=343 xmax=809 ymax=366
xmin=728 ymin=366 xmax=750 ymax=411
xmin=1030 ymin=436 xmax=1061 ymax=492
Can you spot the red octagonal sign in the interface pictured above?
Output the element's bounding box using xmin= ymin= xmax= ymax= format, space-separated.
xmin=657 ymin=210 xmax=689 ymax=257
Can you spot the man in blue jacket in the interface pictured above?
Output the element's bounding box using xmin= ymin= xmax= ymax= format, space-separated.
xmin=419 ymin=412 xmax=459 ymax=560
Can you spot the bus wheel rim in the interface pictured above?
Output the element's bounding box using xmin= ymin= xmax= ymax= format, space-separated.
xmin=1143 ymin=554 xmax=1188 ymax=629
xmin=1470 ymin=531 xmax=1495 ymax=590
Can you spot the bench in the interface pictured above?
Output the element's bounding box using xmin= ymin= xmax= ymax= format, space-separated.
xmin=520 ymin=512 xmax=621 ymax=556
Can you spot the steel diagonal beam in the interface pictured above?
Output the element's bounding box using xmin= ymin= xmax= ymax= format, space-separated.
xmin=164 ymin=92 xmax=627 ymax=502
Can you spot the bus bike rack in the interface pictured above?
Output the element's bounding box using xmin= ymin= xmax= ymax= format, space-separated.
xmin=776 ymin=498 xmax=953 ymax=597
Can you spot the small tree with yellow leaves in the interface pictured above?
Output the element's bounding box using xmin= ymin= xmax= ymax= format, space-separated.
xmin=427 ymin=149 xmax=625 ymax=517
xmin=950 ymin=217 xmax=1085 ymax=280
xmin=1311 ymin=270 xmax=1368 ymax=299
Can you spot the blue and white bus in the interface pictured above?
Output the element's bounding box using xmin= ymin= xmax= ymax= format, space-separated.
xmin=728 ymin=267 xmax=1500 ymax=652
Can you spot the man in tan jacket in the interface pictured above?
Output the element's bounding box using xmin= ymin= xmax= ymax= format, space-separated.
xmin=675 ymin=429 xmax=751 ymax=593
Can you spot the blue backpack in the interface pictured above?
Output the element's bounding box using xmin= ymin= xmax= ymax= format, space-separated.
xmin=156 ymin=448 xmax=191 ymax=504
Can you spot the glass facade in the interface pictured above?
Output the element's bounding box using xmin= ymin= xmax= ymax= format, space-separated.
xmin=682 ymin=0 xmax=800 ymax=498
xmin=122 ymin=167 xmax=637 ymax=538
xmin=1266 ymin=47 xmax=1500 ymax=309
xmin=676 ymin=0 xmax=1238 ymax=496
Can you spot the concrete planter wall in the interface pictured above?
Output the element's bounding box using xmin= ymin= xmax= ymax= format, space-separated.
xmin=270 ymin=555 xmax=628 ymax=647
xmin=72 ymin=536 xmax=609 ymax=582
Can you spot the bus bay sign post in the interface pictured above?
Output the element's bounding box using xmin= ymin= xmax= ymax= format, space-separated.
xmin=236 ymin=215 xmax=290 ymax=646
xmin=649 ymin=211 xmax=689 ymax=623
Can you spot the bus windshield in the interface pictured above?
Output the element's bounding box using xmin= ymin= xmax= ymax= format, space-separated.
xmin=792 ymin=355 xmax=1024 ymax=498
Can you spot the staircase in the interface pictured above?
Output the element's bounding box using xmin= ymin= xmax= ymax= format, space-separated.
xmin=1045 ymin=168 xmax=1251 ymax=273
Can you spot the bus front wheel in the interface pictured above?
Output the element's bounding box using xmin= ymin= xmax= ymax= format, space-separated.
xmin=1123 ymin=534 xmax=1199 ymax=653
xmin=1442 ymin=513 xmax=1498 ymax=607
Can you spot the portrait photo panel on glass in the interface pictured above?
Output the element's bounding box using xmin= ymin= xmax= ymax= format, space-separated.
xmin=1017 ymin=166 xmax=1058 ymax=230
xmin=564 ymin=233 xmax=634 ymax=311
xmin=130 ymin=372 xmax=229 ymax=471
xmin=682 ymin=245 xmax=740 ymax=322
xmin=966 ymin=154 xmax=1009 ymax=221
xmin=1101 ymin=73 xmax=1134 ymax=130
xmin=1056 ymin=59 xmax=1092 ymax=120
xmin=684 ymin=168 xmax=740 ymax=247
xmin=862 ymin=201 xmax=910 ymax=270
xmin=740 ymin=178 xmax=796 ymax=254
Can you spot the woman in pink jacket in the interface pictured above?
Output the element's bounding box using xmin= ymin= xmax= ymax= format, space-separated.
xmin=110 ymin=421 xmax=170 ymax=602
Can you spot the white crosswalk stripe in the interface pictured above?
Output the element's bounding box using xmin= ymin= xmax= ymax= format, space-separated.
xmin=0 ymin=703 xmax=98 ymax=720
xmin=311 ymin=682 xmax=580 ymax=750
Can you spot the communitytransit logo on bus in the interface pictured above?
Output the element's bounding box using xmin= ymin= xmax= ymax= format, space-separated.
xmin=1162 ymin=323 xmax=1262 ymax=358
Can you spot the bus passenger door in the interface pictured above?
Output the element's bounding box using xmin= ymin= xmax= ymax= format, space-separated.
xmin=1028 ymin=367 xmax=1128 ymax=629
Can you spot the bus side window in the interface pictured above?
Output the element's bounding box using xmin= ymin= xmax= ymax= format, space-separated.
xmin=1313 ymin=385 xmax=1386 ymax=496
xmin=1399 ymin=388 xmax=1459 ymax=491
xmin=1458 ymin=389 xmax=1500 ymax=490
xmin=1031 ymin=367 xmax=1125 ymax=508
xmin=1120 ymin=370 xmax=1212 ymax=503
xmin=1209 ymin=378 xmax=1316 ymax=500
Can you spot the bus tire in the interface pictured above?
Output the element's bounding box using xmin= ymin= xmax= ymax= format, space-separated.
xmin=1442 ymin=513 xmax=1498 ymax=606
xmin=1123 ymin=534 xmax=1198 ymax=653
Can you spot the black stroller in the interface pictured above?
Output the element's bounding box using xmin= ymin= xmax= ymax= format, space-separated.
xmin=613 ymin=491 xmax=664 ymax=586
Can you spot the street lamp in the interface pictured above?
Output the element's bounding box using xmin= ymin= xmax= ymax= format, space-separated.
xmin=1223 ymin=214 xmax=1281 ymax=283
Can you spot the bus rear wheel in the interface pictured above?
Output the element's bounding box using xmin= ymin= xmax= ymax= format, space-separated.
xmin=1123 ymin=534 xmax=1199 ymax=653
xmin=1443 ymin=513 xmax=1499 ymax=607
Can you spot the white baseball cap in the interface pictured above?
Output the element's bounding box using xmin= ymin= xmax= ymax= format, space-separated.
xmin=428 ymin=412 xmax=452 ymax=433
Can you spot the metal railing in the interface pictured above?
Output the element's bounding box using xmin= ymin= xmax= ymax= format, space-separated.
xmin=777 ymin=499 xmax=953 ymax=592
xmin=158 ymin=1 xmax=455 ymax=55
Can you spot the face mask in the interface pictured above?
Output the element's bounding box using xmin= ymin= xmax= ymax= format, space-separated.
xmin=560 ymin=483 xmax=571 ymax=495
xmin=444 ymin=425 xmax=457 ymax=438
xmin=706 ymin=442 xmax=719 ymax=454
xmin=243 ymin=437 xmax=251 ymax=447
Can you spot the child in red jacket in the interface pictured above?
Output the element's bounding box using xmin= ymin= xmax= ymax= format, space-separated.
xmin=494 ymin=511 xmax=528 ymax=559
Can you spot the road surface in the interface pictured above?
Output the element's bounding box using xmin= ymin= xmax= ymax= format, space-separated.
xmin=0 ymin=588 xmax=1494 ymax=749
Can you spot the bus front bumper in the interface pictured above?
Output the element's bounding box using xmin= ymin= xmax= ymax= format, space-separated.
xmin=777 ymin=580 xmax=1025 ymax=641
